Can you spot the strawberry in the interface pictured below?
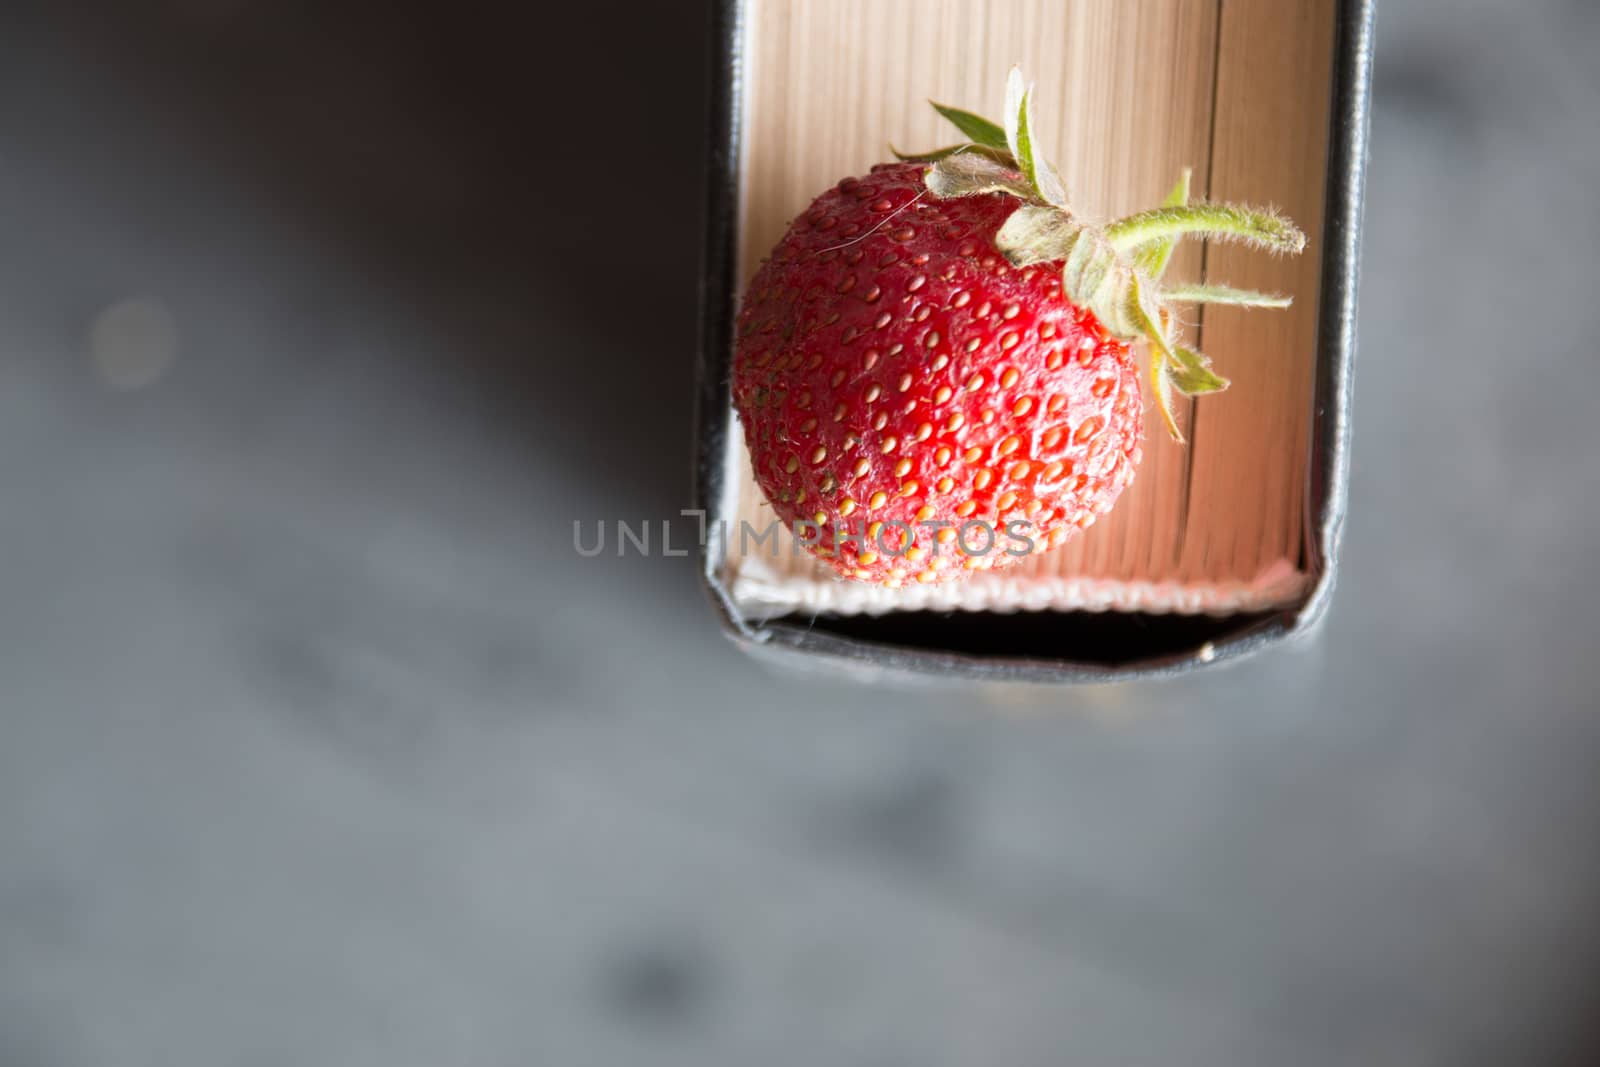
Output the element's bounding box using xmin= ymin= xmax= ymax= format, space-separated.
xmin=732 ymin=70 xmax=1304 ymax=587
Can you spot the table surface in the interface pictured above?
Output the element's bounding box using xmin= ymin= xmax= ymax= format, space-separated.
xmin=3 ymin=2 xmax=1597 ymax=1064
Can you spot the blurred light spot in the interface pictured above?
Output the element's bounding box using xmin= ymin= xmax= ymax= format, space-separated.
xmin=90 ymin=298 xmax=178 ymax=390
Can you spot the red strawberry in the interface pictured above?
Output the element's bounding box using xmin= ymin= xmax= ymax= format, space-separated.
xmin=733 ymin=70 xmax=1304 ymax=587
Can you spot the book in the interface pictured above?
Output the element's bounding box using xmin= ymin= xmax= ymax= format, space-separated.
xmin=697 ymin=0 xmax=1372 ymax=677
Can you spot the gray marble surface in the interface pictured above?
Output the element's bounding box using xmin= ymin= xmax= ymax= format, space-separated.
xmin=2 ymin=2 xmax=1597 ymax=1064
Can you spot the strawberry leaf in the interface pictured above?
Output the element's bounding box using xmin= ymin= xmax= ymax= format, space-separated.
xmin=1003 ymin=68 xmax=1070 ymax=209
xmin=928 ymin=102 xmax=1009 ymax=151
xmin=1123 ymin=272 xmax=1186 ymax=441
xmin=1036 ymin=156 xmax=1071 ymax=210
xmin=1123 ymin=271 xmax=1174 ymax=365
xmin=924 ymin=152 xmax=1035 ymax=201
xmin=892 ymin=143 xmax=1017 ymax=166
xmin=1167 ymin=346 xmax=1229 ymax=395
xmin=1003 ymin=69 xmax=1028 ymax=169
xmin=1059 ymin=226 xmax=1137 ymax=339
xmin=994 ymin=204 xmax=1081 ymax=267
xmin=1151 ymin=361 xmax=1184 ymax=443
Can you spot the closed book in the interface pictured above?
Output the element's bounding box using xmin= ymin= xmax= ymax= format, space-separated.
xmin=697 ymin=0 xmax=1375 ymax=681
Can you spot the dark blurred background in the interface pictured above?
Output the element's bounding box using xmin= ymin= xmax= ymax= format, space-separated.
xmin=2 ymin=1 xmax=1597 ymax=1064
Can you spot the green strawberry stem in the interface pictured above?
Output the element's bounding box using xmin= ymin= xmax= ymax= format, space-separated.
xmin=1164 ymin=283 xmax=1294 ymax=308
xmin=1103 ymin=203 xmax=1305 ymax=256
xmin=1131 ymin=168 xmax=1192 ymax=280
xmin=897 ymin=67 xmax=1306 ymax=443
